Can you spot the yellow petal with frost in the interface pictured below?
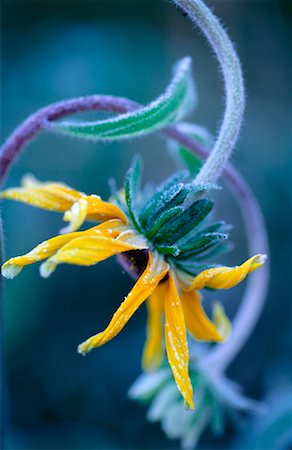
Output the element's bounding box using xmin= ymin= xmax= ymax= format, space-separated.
xmin=1 ymin=176 xmax=81 ymax=211
xmin=85 ymin=195 xmax=127 ymax=223
xmin=164 ymin=272 xmax=194 ymax=410
xmin=181 ymin=291 xmax=224 ymax=342
xmin=1 ymin=176 xmax=127 ymax=230
xmin=1 ymin=220 xmax=127 ymax=279
xmin=78 ymin=252 xmax=169 ymax=355
xmin=40 ymin=234 xmax=148 ymax=277
xmin=187 ymin=254 xmax=267 ymax=291
xmin=61 ymin=197 xmax=89 ymax=233
xmin=142 ymin=281 xmax=167 ymax=372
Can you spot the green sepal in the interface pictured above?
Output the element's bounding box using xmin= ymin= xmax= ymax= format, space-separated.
xmin=194 ymin=242 xmax=233 ymax=261
xmin=173 ymin=260 xmax=218 ymax=277
xmin=125 ymin=156 xmax=142 ymax=231
xmin=153 ymin=198 xmax=213 ymax=245
xmin=146 ymin=206 xmax=184 ymax=239
xmin=196 ymin=221 xmax=230 ymax=235
xmin=177 ymin=232 xmax=228 ymax=257
xmin=139 ymin=171 xmax=188 ymax=227
xmin=52 ymin=57 xmax=195 ymax=141
xmin=155 ymin=244 xmax=180 ymax=257
xmin=168 ymin=123 xmax=213 ymax=176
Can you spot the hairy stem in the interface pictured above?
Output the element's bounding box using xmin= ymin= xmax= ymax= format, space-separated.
xmin=0 ymin=95 xmax=268 ymax=370
xmin=172 ymin=0 xmax=245 ymax=185
xmin=0 ymin=96 xmax=139 ymax=183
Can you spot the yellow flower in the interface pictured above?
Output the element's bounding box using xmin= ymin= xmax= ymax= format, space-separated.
xmin=1 ymin=169 xmax=266 ymax=410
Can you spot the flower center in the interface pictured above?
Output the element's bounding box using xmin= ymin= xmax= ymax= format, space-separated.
xmin=117 ymin=250 xmax=149 ymax=280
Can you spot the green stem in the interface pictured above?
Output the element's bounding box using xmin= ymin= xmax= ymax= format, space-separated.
xmin=172 ymin=0 xmax=245 ymax=184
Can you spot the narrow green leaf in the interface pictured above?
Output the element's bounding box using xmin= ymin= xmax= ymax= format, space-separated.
xmin=139 ymin=171 xmax=188 ymax=227
xmin=125 ymin=156 xmax=142 ymax=230
xmin=194 ymin=242 xmax=233 ymax=261
xmin=177 ymin=232 xmax=228 ymax=257
xmin=153 ymin=199 xmax=213 ymax=245
xmin=173 ymin=260 xmax=218 ymax=277
xmin=146 ymin=206 xmax=183 ymax=239
xmin=168 ymin=123 xmax=213 ymax=176
xmin=155 ymin=244 xmax=180 ymax=257
xmin=52 ymin=58 xmax=195 ymax=140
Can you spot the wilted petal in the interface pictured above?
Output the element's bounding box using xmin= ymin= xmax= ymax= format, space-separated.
xmin=181 ymin=291 xmax=224 ymax=342
xmin=1 ymin=220 xmax=127 ymax=279
xmin=85 ymin=194 xmax=127 ymax=223
xmin=40 ymin=234 xmax=148 ymax=278
xmin=78 ymin=252 xmax=169 ymax=355
xmin=1 ymin=176 xmax=82 ymax=211
xmin=1 ymin=176 xmax=127 ymax=229
xmin=164 ymin=272 xmax=194 ymax=410
xmin=187 ymin=254 xmax=267 ymax=291
xmin=142 ymin=282 xmax=167 ymax=371
xmin=61 ymin=197 xmax=89 ymax=233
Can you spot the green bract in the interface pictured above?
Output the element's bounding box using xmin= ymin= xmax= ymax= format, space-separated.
xmin=52 ymin=57 xmax=195 ymax=140
xmin=112 ymin=157 xmax=230 ymax=277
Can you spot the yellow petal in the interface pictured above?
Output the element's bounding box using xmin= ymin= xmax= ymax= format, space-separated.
xmin=86 ymin=195 xmax=127 ymax=223
xmin=1 ymin=177 xmax=82 ymax=211
xmin=187 ymin=254 xmax=267 ymax=291
xmin=181 ymin=291 xmax=224 ymax=342
xmin=78 ymin=252 xmax=169 ymax=355
xmin=40 ymin=234 xmax=148 ymax=277
xmin=61 ymin=197 xmax=89 ymax=233
xmin=142 ymin=282 xmax=167 ymax=371
xmin=212 ymin=301 xmax=231 ymax=340
xmin=1 ymin=177 xmax=127 ymax=228
xmin=164 ymin=272 xmax=194 ymax=410
xmin=1 ymin=221 xmax=127 ymax=279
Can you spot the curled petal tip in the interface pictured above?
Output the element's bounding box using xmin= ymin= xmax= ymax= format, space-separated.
xmin=1 ymin=262 xmax=22 ymax=279
xmin=256 ymin=254 xmax=267 ymax=265
xmin=77 ymin=341 xmax=91 ymax=356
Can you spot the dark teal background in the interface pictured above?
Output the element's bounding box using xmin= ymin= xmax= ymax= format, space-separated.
xmin=1 ymin=0 xmax=291 ymax=448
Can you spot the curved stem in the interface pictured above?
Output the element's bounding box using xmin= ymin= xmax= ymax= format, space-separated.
xmin=0 ymin=95 xmax=139 ymax=183
xmin=172 ymin=0 xmax=245 ymax=185
xmin=0 ymin=95 xmax=269 ymax=370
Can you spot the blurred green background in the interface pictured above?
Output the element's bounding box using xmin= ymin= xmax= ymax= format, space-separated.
xmin=1 ymin=0 xmax=291 ymax=448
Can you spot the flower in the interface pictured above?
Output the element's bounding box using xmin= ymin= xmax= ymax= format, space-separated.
xmin=1 ymin=159 xmax=266 ymax=409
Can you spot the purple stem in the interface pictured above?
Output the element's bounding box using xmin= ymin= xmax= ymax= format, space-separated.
xmin=0 ymin=95 xmax=269 ymax=370
xmin=0 ymin=96 xmax=139 ymax=182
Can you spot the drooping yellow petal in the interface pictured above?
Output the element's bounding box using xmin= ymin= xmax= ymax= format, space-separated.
xmin=1 ymin=176 xmax=82 ymax=211
xmin=1 ymin=176 xmax=128 ymax=232
xmin=1 ymin=220 xmax=127 ymax=279
xmin=61 ymin=195 xmax=127 ymax=233
xmin=40 ymin=234 xmax=148 ymax=278
xmin=181 ymin=291 xmax=224 ymax=342
xmin=164 ymin=272 xmax=194 ymax=410
xmin=142 ymin=281 xmax=167 ymax=372
xmin=78 ymin=252 xmax=169 ymax=355
xmin=187 ymin=254 xmax=267 ymax=291
xmin=61 ymin=197 xmax=89 ymax=233
xmin=85 ymin=195 xmax=127 ymax=223
xmin=212 ymin=301 xmax=231 ymax=340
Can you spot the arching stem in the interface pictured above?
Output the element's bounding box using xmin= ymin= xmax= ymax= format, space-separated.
xmin=172 ymin=0 xmax=245 ymax=185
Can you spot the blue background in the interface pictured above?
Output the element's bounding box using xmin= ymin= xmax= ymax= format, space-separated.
xmin=1 ymin=0 xmax=291 ymax=448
